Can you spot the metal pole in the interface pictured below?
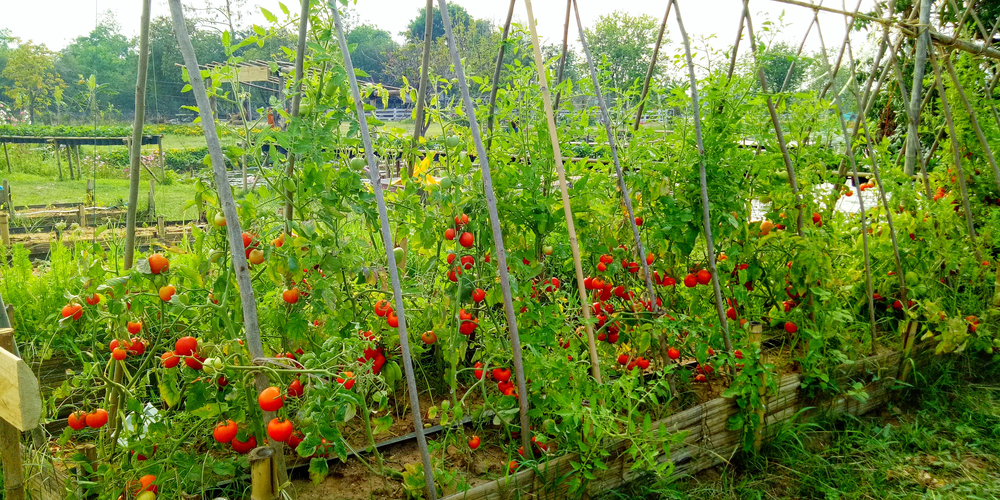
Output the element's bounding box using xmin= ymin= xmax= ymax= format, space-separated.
xmin=328 ymin=3 xmax=437 ymax=497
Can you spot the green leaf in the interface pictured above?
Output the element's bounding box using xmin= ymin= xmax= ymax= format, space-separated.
xmin=309 ymin=457 xmax=329 ymax=485
xmin=260 ymin=7 xmax=277 ymax=23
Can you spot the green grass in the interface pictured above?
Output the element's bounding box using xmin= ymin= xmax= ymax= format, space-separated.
xmin=5 ymin=172 xmax=198 ymax=219
xmin=602 ymin=359 xmax=1000 ymax=500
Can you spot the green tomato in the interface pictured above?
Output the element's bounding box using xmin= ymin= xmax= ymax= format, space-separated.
xmin=905 ymin=271 xmax=919 ymax=287
xmin=542 ymin=245 xmax=554 ymax=256
xmin=776 ymin=170 xmax=789 ymax=181
xmin=445 ymin=136 xmax=461 ymax=149
xmin=393 ymin=247 xmax=405 ymax=262
xmin=439 ymin=176 xmax=453 ymax=190
xmin=209 ymin=249 xmax=224 ymax=263
xmin=350 ymin=157 xmax=367 ymax=170
xmin=213 ymin=211 xmax=227 ymax=227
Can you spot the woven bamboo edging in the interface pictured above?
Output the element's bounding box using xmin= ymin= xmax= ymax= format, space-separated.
xmin=439 ymin=345 xmax=930 ymax=500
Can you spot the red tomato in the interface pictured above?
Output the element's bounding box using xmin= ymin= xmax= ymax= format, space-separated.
xmin=282 ymin=288 xmax=300 ymax=304
xmin=127 ymin=321 xmax=142 ymax=334
xmin=86 ymin=409 xmax=109 ymax=429
xmin=161 ymin=351 xmax=180 ymax=368
xmin=67 ymin=411 xmax=88 ymax=431
xmin=472 ymin=288 xmax=486 ymax=303
xmin=492 ymin=368 xmax=511 ymax=382
xmin=683 ymin=274 xmax=697 ymax=288
xmin=112 ymin=348 xmax=127 ymax=361
xmin=158 ymin=285 xmax=176 ymax=302
xmin=62 ymin=303 xmax=84 ymax=320
xmin=459 ymin=232 xmax=474 ymax=248
xmin=444 ymin=228 xmax=456 ymax=240
xmin=258 ymin=386 xmax=284 ymax=412
xmin=668 ymin=347 xmax=680 ymax=360
xmin=468 ymin=435 xmax=481 ymax=450
xmin=267 ymin=418 xmax=294 ymax=442
xmin=148 ymin=253 xmax=169 ymax=274
xmin=175 ymin=336 xmax=198 ymax=356
xmin=287 ymin=379 xmax=304 ymax=398
xmin=232 ymin=434 xmax=257 ymax=454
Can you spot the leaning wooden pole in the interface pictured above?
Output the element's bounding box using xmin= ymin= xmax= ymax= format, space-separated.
xmin=943 ymin=52 xmax=1000 ymax=193
xmin=522 ymin=0 xmax=603 ymax=384
xmin=124 ymin=0 xmax=152 ymax=271
xmin=408 ymin=0 xmax=435 ymax=177
xmin=439 ymin=0 xmax=534 ymax=459
xmin=283 ymin=0 xmax=310 ymax=226
xmin=673 ymin=0 xmax=733 ymax=353
xmin=633 ymin=2 xmax=672 ymax=131
xmin=166 ymin=0 xmax=288 ymax=489
xmin=485 ymin=0 xmax=517 ymax=151
xmin=552 ymin=0 xmax=573 ymax=111
xmin=838 ymin=28 xmax=910 ymax=336
xmin=904 ymin=0 xmax=932 ymax=176
xmin=814 ymin=16 xmax=877 ymax=355
xmin=328 ymin=2 xmax=437 ymax=497
xmin=572 ymin=0 xmax=659 ymax=315
xmin=743 ymin=1 xmax=804 ymax=236
xmin=930 ymin=50 xmax=981 ymax=262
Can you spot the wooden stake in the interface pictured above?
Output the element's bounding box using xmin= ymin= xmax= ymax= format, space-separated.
xmin=675 ymin=0 xmax=732 ymax=353
xmin=158 ymin=137 xmax=165 ymax=178
xmin=54 ymin=141 xmax=64 ymax=181
xmin=157 ymin=216 xmax=165 ymax=238
xmin=0 ymin=214 xmax=8 ymax=247
xmin=283 ymin=0 xmax=310 ymax=227
xmin=485 ymin=0 xmax=517 ymax=151
xmin=0 ymin=328 xmax=26 ymax=500
xmin=572 ymin=0 xmax=659 ymax=315
xmin=943 ymin=52 xmax=1000 ymax=193
xmin=552 ymin=0 xmax=572 ymax=111
xmin=522 ymin=0 xmax=604 ymax=384
xmin=931 ymin=49 xmax=981 ymax=262
xmin=2 ymin=142 xmax=9 ymax=173
xmin=634 ymin=2 xmax=672 ymax=130
xmin=750 ymin=322 xmax=766 ymax=451
xmin=3 ymin=179 xmax=11 ymax=217
xmin=329 ymin=3 xmax=436 ymax=497
xmin=408 ymin=0 xmax=435 ymax=176
xmin=125 ymin=0 xmax=152 ymax=271
xmin=898 ymin=321 xmax=919 ymax=383
xmin=443 ymin=0 xmax=535 ymax=460
xmin=148 ymin=178 xmax=156 ymax=218
xmin=78 ymin=205 xmax=86 ymax=228
xmin=904 ymin=0 xmax=933 ymax=176
xmin=166 ymin=0 xmax=286 ymax=490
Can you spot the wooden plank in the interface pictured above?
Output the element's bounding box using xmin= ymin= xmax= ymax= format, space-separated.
xmin=0 ymin=329 xmax=41 ymax=431
xmin=219 ymin=65 xmax=271 ymax=83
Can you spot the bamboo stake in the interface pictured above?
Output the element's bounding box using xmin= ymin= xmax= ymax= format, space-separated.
xmin=943 ymin=52 xmax=1000 ymax=192
xmin=813 ymin=15 xmax=877 ymax=355
xmin=485 ymin=0 xmax=517 ymax=152
xmin=553 ymin=0 xmax=573 ymax=113
xmin=166 ymin=0 xmax=288 ymax=490
xmin=633 ymin=2 xmax=672 ymax=130
xmin=2 ymin=142 xmax=9 ymax=173
xmin=779 ymin=15 xmax=816 ymax=93
xmin=837 ymin=26 xmax=910 ymax=336
xmin=768 ymin=0 xmax=1000 ymax=61
xmin=673 ymin=0 xmax=732 ymax=354
xmin=125 ymin=0 xmax=152 ymax=271
xmin=904 ymin=0 xmax=933 ymax=177
xmin=328 ymin=3 xmax=436 ymax=497
xmin=930 ymin=49 xmax=981 ymax=262
xmin=725 ymin=12 xmax=745 ymax=83
xmin=572 ymin=0 xmax=658 ymax=314
xmin=743 ymin=1 xmax=804 ymax=236
xmin=283 ymin=0 xmax=310 ymax=225
xmin=522 ymin=0 xmax=604 ymax=384
xmin=439 ymin=0 xmax=534 ymax=459
xmin=408 ymin=0 xmax=435 ymax=177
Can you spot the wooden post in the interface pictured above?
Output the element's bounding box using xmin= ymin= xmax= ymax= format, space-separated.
xmin=750 ymin=322 xmax=766 ymax=450
xmin=898 ymin=321 xmax=919 ymax=383
xmin=158 ymin=136 xmax=165 ymax=178
xmin=66 ymin=141 xmax=75 ymax=179
xmin=2 ymin=142 xmax=10 ymax=173
xmin=74 ymin=443 xmax=97 ymax=499
xmin=249 ymin=446 xmax=276 ymax=500
xmin=148 ymin=179 xmax=155 ymax=218
xmin=78 ymin=205 xmax=87 ymax=228
xmin=157 ymin=216 xmax=165 ymax=238
xmin=0 ymin=327 xmax=42 ymax=500
xmin=0 ymin=215 xmax=8 ymax=252
xmin=54 ymin=141 xmax=65 ymax=181
xmin=4 ymin=179 xmax=11 ymax=217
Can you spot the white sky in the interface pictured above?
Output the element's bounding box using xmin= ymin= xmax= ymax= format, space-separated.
xmin=3 ymin=0 xmax=878 ymax=59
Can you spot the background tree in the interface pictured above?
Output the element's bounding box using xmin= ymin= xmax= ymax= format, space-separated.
xmin=757 ymin=41 xmax=812 ymax=92
xmin=147 ymin=15 xmax=225 ymax=121
xmin=2 ymin=40 xmax=65 ymax=123
xmin=582 ymin=11 xmax=659 ymax=96
xmin=405 ymin=4 xmax=473 ymax=42
xmin=348 ymin=25 xmax=398 ymax=84
xmin=0 ymin=29 xmax=14 ymax=106
xmin=56 ymin=13 xmax=135 ymax=116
